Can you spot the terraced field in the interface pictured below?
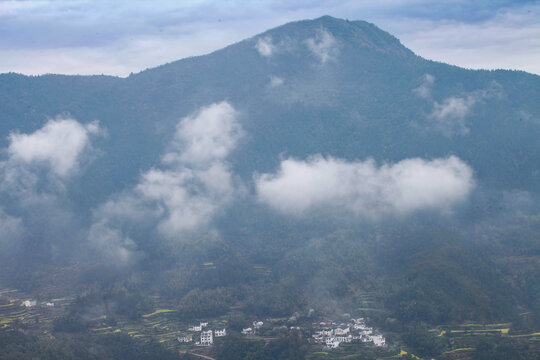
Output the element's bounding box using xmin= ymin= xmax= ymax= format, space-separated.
xmin=0 ymin=287 xmax=223 ymax=351
xmin=0 ymin=287 xmax=73 ymax=332
xmin=86 ymin=307 xmax=229 ymax=350
xmin=430 ymin=322 xmax=512 ymax=337
xmin=3 ymin=285 xmax=540 ymax=358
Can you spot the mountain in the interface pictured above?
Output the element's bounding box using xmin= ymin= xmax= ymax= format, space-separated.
xmin=1 ymin=15 xmax=540 ymax=359
xmin=2 ymin=16 xmax=539 ymax=198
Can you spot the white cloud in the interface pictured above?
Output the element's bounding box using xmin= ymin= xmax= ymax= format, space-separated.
xmin=256 ymin=36 xmax=275 ymax=57
xmin=427 ymin=82 xmax=502 ymax=135
xmin=269 ymin=75 xmax=284 ymax=87
xmin=390 ymin=5 xmax=540 ymax=75
xmin=0 ymin=160 xmax=40 ymax=201
xmin=413 ymin=73 xmax=434 ymax=99
xmin=255 ymin=155 xmax=474 ymax=218
xmin=0 ymin=116 xmax=102 ymax=205
xmin=87 ymin=219 xmax=137 ymax=266
xmin=135 ymin=163 xmax=235 ymax=237
xmin=0 ymin=116 xmax=101 ymax=254
xmin=163 ymin=101 xmax=242 ymax=166
xmin=429 ymin=96 xmax=475 ymax=135
xmin=89 ymin=102 xmax=243 ymax=262
xmin=8 ymin=117 xmax=102 ymax=177
xmin=306 ymin=29 xmax=339 ymax=64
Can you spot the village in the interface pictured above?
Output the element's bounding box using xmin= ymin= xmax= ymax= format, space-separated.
xmin=310 ymin=317 xmax=385 ymax=349
xmin=5 ymin=287 xmax=540 ymax=359
xmin=177 ymin=316 xmax=386 ymax=351
xmin=177 ymin=321 xmax=227 ymax=346
xmin=4 ymin=288 xmax=388 ymax=352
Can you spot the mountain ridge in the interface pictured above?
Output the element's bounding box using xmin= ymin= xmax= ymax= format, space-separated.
xmin=1 ymin=16 xmax=539 ymax=197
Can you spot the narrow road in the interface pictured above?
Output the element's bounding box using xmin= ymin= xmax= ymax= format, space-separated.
xmin=179 ymin=350 xmax=216 ymax=360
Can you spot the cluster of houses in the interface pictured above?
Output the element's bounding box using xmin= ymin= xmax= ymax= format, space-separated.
xmin=177 ymin=322 xmax=226 ymax=346
xmin=176 ymin=317 xmax=385 ymax=350
xmin=178 ymin=319 xmax=266 ymax=346
xmin=241 ymin=320 xmax=264 ymax=335
xmin=311 ymin=318 xmax=385 ymax=349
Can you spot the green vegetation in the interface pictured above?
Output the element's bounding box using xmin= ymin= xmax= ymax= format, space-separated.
xmin=177 ymin=287 xmax=235 ymax=319
xmin=0 ymin=328 xmax=177 ymax=360
xmin=214 ymin=332 xmax=308 ymax=360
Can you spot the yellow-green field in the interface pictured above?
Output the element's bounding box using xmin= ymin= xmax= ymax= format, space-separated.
xmin=443 ymin=347 xmax=475 ymax=354
xmin=0 ymin=288 xmax=67 ymax=334
xmin=383 ymin=349 xmax=422 ymax=359
xmin=142 ymin=309 xmax=176 ymax=318
xmin=430 ymin=323 xmax=515 ymax=337
xmin=82 ymin=303 xmax=227 ymax=350
xmin=421 ymin=322 xmax=540 ymax=358
xmin=3 ymin=285 xmax=540 ymax=355
xmin=0 ymin=286 xmax=192 ymax=350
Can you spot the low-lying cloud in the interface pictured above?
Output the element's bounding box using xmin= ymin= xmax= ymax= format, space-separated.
xmin=429 ymin=83 xmax=502 ymax=135
xmin=414 ymin=75 xmax=503 ymax=135
xmin=8 ymin=117 xmax=102 ymax=177
xmin=256 ymin=36 xmax=274 ymax=57
xmin=429 ymin=96 xmax=477 ymax=135
xmin=0 ymin=116 xmax=103 ymax=199
xmin=0 ymin=116 xmax=103 ymax=256
xmin=0 ymin=208 xmax=24 ymax=248
xmin=163 ymin=101 xmax=243 ymax=166
xmin=413 ymin=73 xmax=435 ymax=99
xmin=255 ymin=29 xmax=339 ymax=65
xmin=306 ymin=29 xmax=339 ymax=64
xmin=255 ymin=155 xmax=474 ymax=218
xmin=89 ymin=102 xmax=243 ymax=263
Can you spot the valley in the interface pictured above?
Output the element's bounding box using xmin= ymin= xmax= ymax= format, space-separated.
xmin=2 ymin=281 xmax=540 ymax=359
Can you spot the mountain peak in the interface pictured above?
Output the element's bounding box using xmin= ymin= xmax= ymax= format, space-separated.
xmin=257 ymin=15 xmax=414 ymax=58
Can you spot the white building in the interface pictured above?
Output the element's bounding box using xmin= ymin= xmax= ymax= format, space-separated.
xmin=200 ymin=330 xmax=213 ymax=346
xmin=335 ymin=335 xmax=352 ymax=343
xmin=215 ymin=329 xmax=226 ymax=337
xmin=23 ymin=300 xmax=37 ymax=307
xmin=372 ymin=334 xmax=386 ymax=347
xmin=189 ymin=325 xmax=202 ymax=332
xmin=321 ymin=329 xmax=333 ymax=336
xmin=45 ymin=302 xmax=54 ymax=307
xmin=177 ymin=336 xmax=192 ymax=343
xmin=353 ymin=323 xmax=368 ymax=330
xmin=253 ymin=321 xmax=263 ymax=329
xmin=334 ymin=327 xmax=350 ymax=336
xmin=325 ymin=337 xmax=340 ymax=349
xmin=361 ymin=335 xmax=373 ymax=343
xmin=200 ymin=322 xmax=208 ymax=328
xmin=241 ymin=327 xmax=253 ymax=335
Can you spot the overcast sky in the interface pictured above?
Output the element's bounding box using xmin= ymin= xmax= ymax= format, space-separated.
xmin=1 ymin=0 xmax=539 ymax=76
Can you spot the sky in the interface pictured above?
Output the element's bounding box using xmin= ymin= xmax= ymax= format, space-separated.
xmin=1 ymin=0 xmax=539 ymax=76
